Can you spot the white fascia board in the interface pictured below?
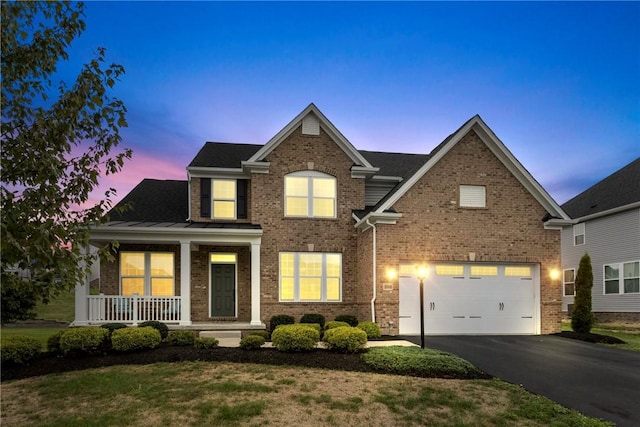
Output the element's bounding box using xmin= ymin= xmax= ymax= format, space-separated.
xmin=370 ymin=175 xmax=403 ymax=182
xmin=351 ymin=166 xmax=380 ymax=179
xmin=574 ymin=202 xmax=640 ymax=223
xmin=187 ymin=166 xmax=249 ymax=179
xmin=354 ymin=212 xmax=403 ymax=230
xmin=90 ymin=225 xmax=263 ymax=245
xmin=241 ymin=161 xmax=271 ymax=174
xmin=247 ymin=103 xmax=375 ymax=169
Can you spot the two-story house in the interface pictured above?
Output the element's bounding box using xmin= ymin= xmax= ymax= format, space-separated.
xmin=73 ymin=104 xmax=569 ymax=335
xmin=560 ymin=158 xmax=640 ymax=323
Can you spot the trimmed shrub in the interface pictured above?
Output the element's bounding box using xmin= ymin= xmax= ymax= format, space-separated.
xmin=240 ymin=335 xmax=265 ymax=350
xmin=60 ymin=327 xmax=110 ymax=355
xmin=1 ymin=335 xmax=42 ymax=364
xmin=357 ymin=321 xmax=382 ymax=339
xmin=246 ymin=330 xmax=270 ymax=340
xmin=167 ymin=330 xmax=195 ymax=346
xmin=324 ymin=321 xmax=350 ymax=331
xmin=47 ymin=330 xmax=65 ymax=354
xmin=335 ymin=314 xmax=359 ymax=327
xmin=111 ymin=327 xmax=161 ymax=352
xmin=138 ymin=320 xmax=169 ymax=340
xmin=323 ymin=326 xmax=367 ymax=353
xmin=100 ymin=323 xmax=128 ymax=337
xmin=572 ymin=253 xmax=595 ymax=334
xmin=299 ymin=323 xmax=321 ymax=334
xmin=300 ymin=313 xmax=326 ymax=329
xmin=194 ymin=337 xmax=219 ymax=350
xmin=269 ymin=314 xmax=295 ymax=332
xmin=271 ymin=324 xmax=319 ymax=352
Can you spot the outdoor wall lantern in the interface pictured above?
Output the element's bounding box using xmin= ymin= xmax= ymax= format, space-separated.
xmin=385 ymin=267 xmax=398 ymax=282
xmin=416 ymin=264 xmax=428 ymax=349
xmin=550 ymin=268 xmax=560 ymax=281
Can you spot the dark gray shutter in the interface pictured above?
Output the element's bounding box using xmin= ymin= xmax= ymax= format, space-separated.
xmin=200 ymin=178 xmax=211 ymax=218
xmin=237 ymin=179 xmax=248 ymax=219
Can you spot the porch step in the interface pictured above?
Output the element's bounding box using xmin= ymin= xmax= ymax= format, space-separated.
xmin=199 ymin=330 xmax=241 ymax=347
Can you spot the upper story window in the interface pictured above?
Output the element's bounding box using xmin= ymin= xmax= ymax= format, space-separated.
xmin=604 ymin=261 xmax=639 ymax=294
xmin=120 ymin=252 xmax=174 ymax=296
xmin=573 ymin=223 xmax=585 ymax=246
xmin=200 ymin=178 xmax=248 ymax=220
xmin=459 ymin=185 xmax=486 ymax=208
xmin=284 ymin=171 xmax=336 ymax=218
xmin=563 ymin=268 xmax=575 ymax=296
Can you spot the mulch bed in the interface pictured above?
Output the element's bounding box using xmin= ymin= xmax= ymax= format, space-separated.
xmin=552 ymin=331 xmax=626 ymax=344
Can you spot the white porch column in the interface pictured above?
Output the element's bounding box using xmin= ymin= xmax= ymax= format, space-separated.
xmin=250 ymin=240 xmax=262 ymax=326
xmin=179 ymin=240 xmax=192 ymax=325
xmin=72 ymin=246 xmax=91 ymax=326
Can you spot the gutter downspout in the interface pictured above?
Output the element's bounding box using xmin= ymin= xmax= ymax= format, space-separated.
xmin=366 ymin=219 xmax=376 ymax=323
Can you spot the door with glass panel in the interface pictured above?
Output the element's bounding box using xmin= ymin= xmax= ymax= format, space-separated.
xmin=210 ymin=254 xmax=237 ymax=317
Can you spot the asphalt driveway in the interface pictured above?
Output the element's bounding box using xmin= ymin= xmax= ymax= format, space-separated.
xmin=401 ymin=335 xmax=640 ymax=426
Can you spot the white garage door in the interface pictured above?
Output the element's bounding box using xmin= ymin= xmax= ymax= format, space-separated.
xmin=399 ymin=263 xmax=539 ymax=335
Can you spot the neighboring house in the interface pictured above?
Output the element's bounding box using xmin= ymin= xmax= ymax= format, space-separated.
xmin=73 ymin=104 xmax=569 ymax=335
xmin=559 ymin=158 xmax=640 ymax=323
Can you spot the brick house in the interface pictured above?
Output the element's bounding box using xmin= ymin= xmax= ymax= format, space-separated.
xmin=73 ymin=104 xmax=569 ymax=335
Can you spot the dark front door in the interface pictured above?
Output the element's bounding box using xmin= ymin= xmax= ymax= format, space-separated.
xmin=211 ymin=264 xmax=236 ymax=317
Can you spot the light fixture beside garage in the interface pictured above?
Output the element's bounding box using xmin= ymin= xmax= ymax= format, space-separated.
xmin=416 ymin=264 xmax=428 ymax=349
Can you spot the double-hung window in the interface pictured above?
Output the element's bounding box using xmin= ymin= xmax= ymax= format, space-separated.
xmin=573 ymin=223 xmax=585 ymax=246
xmin=285 ymin=171 xmax=336 ymax=218
xmin=120 ymin=252 xmax=175 ymax=296
xmin=604 ymin=261 xmax=639 ymax=294
xmin=563 ymin=269 xmax=575 ymax=296
xmin=212 ymin=179 xmax=236 ymax=220
xmin=279 ymin=252 xmax=341 ymax=301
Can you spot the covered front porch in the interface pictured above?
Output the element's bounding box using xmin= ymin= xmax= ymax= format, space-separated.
xmin=72 ymin=221 xmax=264 ymax=328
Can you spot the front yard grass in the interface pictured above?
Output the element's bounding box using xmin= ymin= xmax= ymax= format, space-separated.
xmin=561 ymin=321 xmax=640 ymax=352
xmin=1 ymin=361 xmax=612 ymax=427
xmin=0 ymin=328 xmax=67 ymax=348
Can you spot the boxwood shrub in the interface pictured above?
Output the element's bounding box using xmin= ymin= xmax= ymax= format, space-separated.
xmin=138 ymin=321 xmax=169 ymax=340
xmin=269 ymin=314 xmax=295 ymax=332
xmin=324 ymin=320 xmax=350 ymax=331
xmin=167 ymin=330 xmax=195 ymax=346
xmin=1 ymin=335 xmax=42 ymax=364
xmin=246 ymin=330 xmax=270 ymax=340
xmin=100 ymin=323 xmax=128 ymax=337
xmin=335 ymin=314 xmax=359 ymax=327
xmin=194 ymin=337 xmax=219 ymax=350
xmin=240 ymin=335 xmax=265 ymax=350
xmin=300 ymin=313 xmax=326 ymax=329
xmin=357 ymin=321 xmax=382 ymax=339
xmin=46 ymin=330 xmax=66 ymax=355
xmin=111 ymin=327 xmax=161 ymax=352
xmin=60 ymin=327 xmax=110 ymax=355
xmin=323 ymin=326 xmax=367 ymax=353
xmin=271 ymin=324 xmax=319 ymax=352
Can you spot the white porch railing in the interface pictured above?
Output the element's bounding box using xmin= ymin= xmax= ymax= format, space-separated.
xmin=87 ymin=294 xmax=183 ymax=324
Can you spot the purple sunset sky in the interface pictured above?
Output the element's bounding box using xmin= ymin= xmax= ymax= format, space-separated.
xmin=56 ymin=2 xmax=639 ymax=209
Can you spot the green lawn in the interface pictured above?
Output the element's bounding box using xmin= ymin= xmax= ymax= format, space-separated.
xmin=562 ymin=321 xmax=640 ymax=352
xmin=34 ymin=288 xmax=75 ymax=323
xmin=0 ymin=328 xmax=67 ymax=348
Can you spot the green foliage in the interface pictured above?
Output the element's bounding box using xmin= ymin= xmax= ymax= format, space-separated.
xmin=363 ymin=346 xmax=483 ymax=377
xmin=572 ymin=253 xmax=595 ymax=334
xmin=194 ymin=337 xmax=219 ymax=350
xmin=138 ymin=321 xmax=169 ymax=340
xmin=111 ymin=327 xmax=161 ymax=352
xmin=0 ymin=1 xmax=131 ymax=324
xmin=59 ymin=327 xmax=109 ymax=355
xmin=271 ymin=324 xmax=319 ymax=352
xmin=357 ymin=321 xmax=382 ymax=339
xmin=0 ymin=334 xmax=42 ymax=364
xmin=46 ymin=330 xmax=66 ymax=354
xmin=335 ymin=314 xmax=359 ymax=327
xmin=246 ymin=330 xmax=270 ymax=340
xmin=269 ymin=314 xmax=295 ymax=332
xmin=323 ymin=326 xmax=367 ymax=353
xmin=167 ymin=330 xmax=195 ymax=346
xmin=300 ymin=323 xmax=321 ymax=334
xmin=324 ymin=321 xmax=350 ymax=331
xmin=100 ymin=323 xmax=128 ymax=337
xmin=300 ymin=313 xmax=326 ymax=329
xmin=240 ymin=335 xmax=265 ymax=350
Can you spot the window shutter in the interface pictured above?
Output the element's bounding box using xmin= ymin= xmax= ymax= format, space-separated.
xmin=200 ymin=178 xmax=211 ymax=218
xmin=237 ymin=179 xmax=248 ymax=219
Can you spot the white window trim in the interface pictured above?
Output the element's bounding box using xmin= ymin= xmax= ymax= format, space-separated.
xmin=212 ymin=179 xmax=237 ymax=220
xmin=284 ymin=171 xmax=337 ymax=218
xmin=459 ymin=185 xmax=486 ymax=208
xmin=119 ymin=252 xmax=175 ymax=296
xmin=573 ymin=223 xmax=585 ymax=246
xmin=603 ymin=260 xmax=640 ymax=295
xmin=279 ymin=252 xmax=342 ymax=302
xmin=563 ymin=268 xmax=576 ymax=296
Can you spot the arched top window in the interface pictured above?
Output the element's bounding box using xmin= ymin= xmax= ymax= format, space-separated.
xmin=284 ymin=171 xmax=336 ymax=218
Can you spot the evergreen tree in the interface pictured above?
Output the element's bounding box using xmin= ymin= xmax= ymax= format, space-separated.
xmin=571 ymin=253 xmax=595 ymax=333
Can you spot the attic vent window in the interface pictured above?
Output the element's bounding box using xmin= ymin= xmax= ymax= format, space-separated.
xmin=302 ymin=114 xmax=320 ymax=136
xmin=459 ymin=185 xmax=486 ymax=208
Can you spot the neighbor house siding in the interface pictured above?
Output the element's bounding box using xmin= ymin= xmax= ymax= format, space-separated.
xmin=561 ymin=208 xmax=640 ymax=314
xmin=373 ymin=130 xmax=562 ymax=334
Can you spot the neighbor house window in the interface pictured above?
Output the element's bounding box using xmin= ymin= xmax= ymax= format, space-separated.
xmin=573 ymin=223 xmax=585 ymax=246
xmin=279 ymin=252 xmax=341 ymax=301
xmin=285 ymin=171 xmax=336 ymax=218
xmin=563 ymin=269 xmax=575 ymax=296
xmin=604 ymin=261 xmax=640 ymax=294
xmin=120 ymin=252 xmax=174 ymax=296
xmin=459 ymin=185 xmax=486 ymax=208
xmin=212 ymin=179 xmax=236 ymax=220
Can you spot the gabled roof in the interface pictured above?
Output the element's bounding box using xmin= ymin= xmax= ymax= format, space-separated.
xmin=189 ymin=143 xmax=261 ymax=168
xmin=108 ymin=179 xmax=189 ymax=222
xmin=247 ymin=103 xmax=376 ymax=172
xmin=355 ymin=115 xmax=569 ymax=225
xmin=561 ymin=157 xmax=640 ymax=219
xmin=358 ymin=150 xmax=428 ymax=179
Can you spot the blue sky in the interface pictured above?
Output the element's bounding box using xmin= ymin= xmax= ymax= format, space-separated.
xmin=62 ymin=1 xmax=639 ymax=207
